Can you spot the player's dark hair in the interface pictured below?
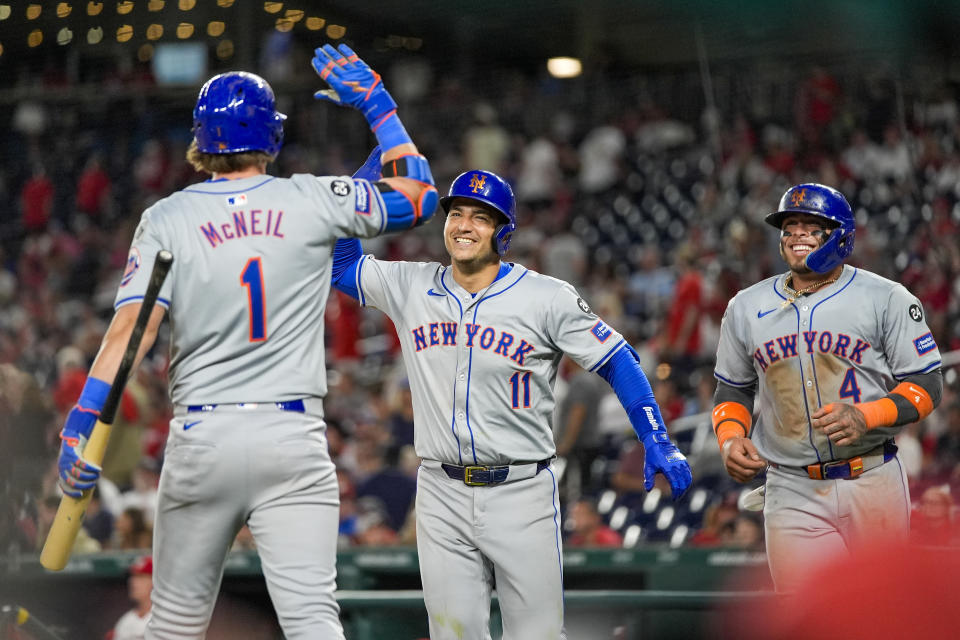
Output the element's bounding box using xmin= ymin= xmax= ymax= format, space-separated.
xmin=186 ymin=139 xmax=275 ymax=175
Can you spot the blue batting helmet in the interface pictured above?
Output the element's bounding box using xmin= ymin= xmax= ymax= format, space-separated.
xmin=765 ymin=183 xmax=855 ymax=273
xmin=439 ymin=170 xmax=517 ymax=255
xmin=192 ymin=71 xmax=286 ymax=156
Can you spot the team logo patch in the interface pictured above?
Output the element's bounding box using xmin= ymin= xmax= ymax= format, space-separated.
xmin=353 ymin=180 xmax=370 ymax=215
xmin=226 ymin=193 xmax=247 ymax=206
xmin=120 ymin=248 xmax=141 ymax=287
xmin=331 ymin=179 xmax=351 ymax=197
xmin=469 ymin=173 xmax=487 ymax=193
xmin=591 ymin=320 xmax=612 ymax=343
xmin=908 ymin=304 xmax=923 ymax=323
xmin=577 ymin=297 xmax=593 ymax=315
xmin=913 ymin=332 xmax=936 ymax=355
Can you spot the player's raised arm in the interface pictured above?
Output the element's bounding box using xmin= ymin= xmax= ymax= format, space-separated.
xmin=311 ymin=44 xmax=437 ymax=231
xmin=595 ymin=343 xmax=692 ymax=499
xmin=330 ymin=147 xmax=384 ymax=300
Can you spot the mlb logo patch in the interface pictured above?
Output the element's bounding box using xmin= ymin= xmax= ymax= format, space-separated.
xmin=913 ymin=332 xmax=937 ymax=355
xmin=227 ymin=193 xmax=247 ymax=206
xmin=120 ymin=248 xmax=141 ymax=287
xmin=353 ymin=180 xmax=370 ymax=215
xmin=591 ymin=320 xmax=612 ymax=343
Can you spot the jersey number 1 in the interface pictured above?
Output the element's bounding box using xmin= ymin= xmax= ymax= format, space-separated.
xmin=241 ymin=257 xmax=267 ymax=342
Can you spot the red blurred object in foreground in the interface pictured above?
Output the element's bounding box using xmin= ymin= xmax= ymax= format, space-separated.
xmin=723 ymin=540 xmax=960 ymax=639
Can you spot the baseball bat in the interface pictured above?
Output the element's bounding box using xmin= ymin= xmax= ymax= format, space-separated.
xmin=40 ymin=250 xmax=173 ymax=571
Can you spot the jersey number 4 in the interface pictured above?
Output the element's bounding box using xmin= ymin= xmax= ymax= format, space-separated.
xmin=839 ymin=367 xmax=861 ymax=403
xmin=241 ymin=257 xmax=267 ymax=342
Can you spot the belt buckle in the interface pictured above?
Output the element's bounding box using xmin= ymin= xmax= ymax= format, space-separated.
xmin=820 ymin=458 xmax=851 ymax=479
xmin=463 ymin=465 xmax=489 ymax=486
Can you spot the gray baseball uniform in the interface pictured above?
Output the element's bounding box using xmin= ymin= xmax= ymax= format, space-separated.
xmin=352 ymin=257 xmax=625 ymax=639
xmin=714 ymin=264 xmax=942 ymax=591
xmin=116 ymin=173 xmax=390 ymax=639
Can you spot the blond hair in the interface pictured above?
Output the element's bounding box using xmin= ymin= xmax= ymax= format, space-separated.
xmin=186 ymin=139 xmax=275 ymax=175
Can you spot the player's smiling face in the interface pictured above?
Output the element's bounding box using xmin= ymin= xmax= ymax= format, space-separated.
xmin=779 ymin=213 xmax=831 ymax=273
xmin=444 ymin=198 xmax=501 ymax=268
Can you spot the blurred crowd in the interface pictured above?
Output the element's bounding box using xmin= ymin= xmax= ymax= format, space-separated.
xmin=1 ymin=50 xmax=959 ymax=558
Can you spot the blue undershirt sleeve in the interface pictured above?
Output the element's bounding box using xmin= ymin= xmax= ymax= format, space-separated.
xmin=596 ymin=343 xmax=668 ymax=441
xmin=331 ymin=237 xmax=362 ymax=300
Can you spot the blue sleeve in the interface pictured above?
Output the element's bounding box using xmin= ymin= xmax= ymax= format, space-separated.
xmin=331 ymin=237 xmax=362 ymax=300
xmin=596 ymin=343 xmax=667 ymax=440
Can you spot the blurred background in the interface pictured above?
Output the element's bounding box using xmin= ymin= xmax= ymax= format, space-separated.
xmin=1 ymin=1 xmax=959 ymax=638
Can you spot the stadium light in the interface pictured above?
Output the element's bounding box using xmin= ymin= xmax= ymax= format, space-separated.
xmin=117 ymin=24 xmax=133 ymax=42
xmin=285 ymin=9 xmax=303 ymax=22
xmin=275 ymin=17 xmax=293 ymax=32
xmin=26 ymin=4 xmax=41 ymax=20
xmin=117 ymin=1 xmax=133 ymax=15
xmin=87 ymin=2 xmax=103 ymax=16
xmin=326 ymin=24 xmax=345 ymax=39
xmin=547 ymin=57 xmax=582 ymax=79
xmin=179 ymin=0 xmax=196 ymax=10
xmin=177 ymin=22 xmax=194 ymax=38
xmin=28 ymin=29 xmax=42 ymax=47
xmin=305 ymin=16 xmax=324 ymax=30
xmin=264 ymin=2 xmax=282 ymax=13
xmin=56 ymin=3 xmax=72 ymax=18
xmin=207 ymin=21 xmax=225 ymax=37
xmin=0 ymin=6 xmax=9 ymax=21
xmin=149 ymin=0 xmax=165 ymax=11
xmin=87 ymin=26 xmax=103 ymax=44
xmin=216 ymin=0 xmax=234 ymax=7
xmin=146 ymin=23 xmax=163 ymax=40
xmin=57 ymin=27 xmax=72 ymax=44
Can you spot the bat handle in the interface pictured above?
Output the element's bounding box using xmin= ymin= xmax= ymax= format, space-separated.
xmin=39 ymin=422 xmax=113 ymax=571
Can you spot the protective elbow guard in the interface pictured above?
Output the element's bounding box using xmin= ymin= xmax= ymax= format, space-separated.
xmin=378 ymin=183 xmax=439 ymax=231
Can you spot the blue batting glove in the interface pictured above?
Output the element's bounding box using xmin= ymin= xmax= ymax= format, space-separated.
xmin=57 ymin=405 xmax=102 ymax=498
xmin=641 ymin=431 xmax=692 ymax=500
xmin=352 ymin=146 xmax=382 ymax=182
xmin=311 ymin=44 xmax=397 ymax=127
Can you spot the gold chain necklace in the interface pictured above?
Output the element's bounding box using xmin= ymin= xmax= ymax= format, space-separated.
xmin=781 ymin=275 xmax=841 ymax=308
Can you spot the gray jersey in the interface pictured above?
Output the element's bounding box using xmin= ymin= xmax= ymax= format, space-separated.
xmin=353 ymin=259 xmax=624 ymax=465
xmin=116 ymin=174 xmax=388 ymax=405
xmin=714 ymin=265 xmax=942 ymax=465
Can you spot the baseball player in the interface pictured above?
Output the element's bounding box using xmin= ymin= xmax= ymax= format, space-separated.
xmin=55 ymin=45 xmax=438 ymax=639
xmin=331 ymin=160 xmax=692 ymax=639
xmin=713 ymin=183 xmax=943 ymax=592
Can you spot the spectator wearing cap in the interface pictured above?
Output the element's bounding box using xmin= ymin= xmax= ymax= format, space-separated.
xmin=106 ymin=555 xmax=153 ymax=640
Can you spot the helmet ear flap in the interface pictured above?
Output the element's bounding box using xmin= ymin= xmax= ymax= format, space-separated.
xmin=494 ymin=223 xmax=514 ymax=255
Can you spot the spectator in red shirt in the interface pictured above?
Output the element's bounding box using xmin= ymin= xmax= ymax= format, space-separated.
xmin=20 ymin=164 xmax=54 ymax=233
xmin=76 ymin=153 xmax=112 ymax=220
xmin=661 ymin=245 xmax=703 ymax=379
xmin=567 ymin=498 xmax=623 ymax=547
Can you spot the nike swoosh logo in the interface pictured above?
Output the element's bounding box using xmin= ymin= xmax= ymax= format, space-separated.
xmin=184 ymin=421 xmax=202 ymax=431
xmin=757 ymin=309 xmax=776 ymax=318
xmin=427 ymin=289 xmax=445 ymax=297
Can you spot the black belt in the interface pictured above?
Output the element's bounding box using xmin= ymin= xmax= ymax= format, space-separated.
xmin=187 ymin=399 xmax=306 ymax=413
xmin=441 ymin=459 xmax=551 ymax=486
xmin=771 ymin=440 xmax=897 ymax=480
